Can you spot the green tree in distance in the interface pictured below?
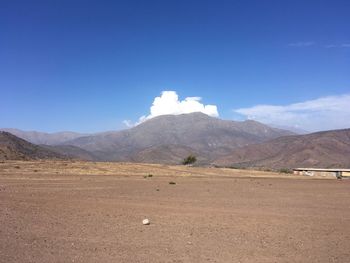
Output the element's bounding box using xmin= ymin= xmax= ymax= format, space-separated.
xmin=182 ymin=155 xmax=197 ymax=165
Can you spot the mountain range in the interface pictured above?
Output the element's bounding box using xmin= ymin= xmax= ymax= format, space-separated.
xmin=1 ymin=112 xmax=350 ymax=169
xmin=0 ymin=131 xmax=66 ymax=160
xmin=214 ymin=128 xmax=350 ymax=169
xmin=60 ymin=112 xmax=294 ymax=162
xmin=0 ymin=128 xmax=86 ymax=145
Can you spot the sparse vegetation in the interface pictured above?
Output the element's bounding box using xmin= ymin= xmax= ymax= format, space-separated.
xmin=148 ymin=174 xmax=153 ymax=177
xmin=182 ymin=155 xmax=197 ymax=165
xmin=278 ymin=168 xmax=292 ymax=174
xmin=0 ymin=160 xmax=348 ymax=262
xmin=229 ymin=166 xmax=245 ymax=170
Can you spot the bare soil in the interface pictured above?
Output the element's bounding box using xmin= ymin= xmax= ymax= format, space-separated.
xmin=0 ymin=161 xmax=349 ymax=262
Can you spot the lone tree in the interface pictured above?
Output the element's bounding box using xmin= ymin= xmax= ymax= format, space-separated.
xmin=182 ymin=154 xmax=197 ymax=165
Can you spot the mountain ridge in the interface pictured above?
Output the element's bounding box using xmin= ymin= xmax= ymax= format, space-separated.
xmin=62 ymin=112 xmax=294 ymax=162
xmin=213 ymin=128 xmax=350 ymax=169
xmin=0 ymin=128 xmax=87 ymax=145
xmin=2 ymin=117 xmax=349 ymax=169
xmin=0 ymin=131 xmax=67 ymax=160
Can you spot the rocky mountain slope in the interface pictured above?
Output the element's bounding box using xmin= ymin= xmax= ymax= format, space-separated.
xmin=64 ymin=112 xmax=294 ymax=162
xmin=129 ymin=144 xmax=202 ymax=165
xmin=0 ymin=128 xmax=86 ymax=145
xmin=213 ymin=129 xmax=350 ymax=169
xmin=41 ymin=145 xmax=97 ymax=161
xmin=0 ymin=132 xmax=67 ymax=160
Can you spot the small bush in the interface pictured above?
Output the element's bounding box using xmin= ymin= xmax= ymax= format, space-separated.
xmin=182 ymin=155 xmax=197 ymax=165
xmin=148 ymin=174 xmax=153 ymax=177
xmin=14 ymin=166 xmax=20 ymax=169
xmin=169 ymin=181 xmax=176 ymax=185
xmin=278 ymin=168 xmax=292 ymax=174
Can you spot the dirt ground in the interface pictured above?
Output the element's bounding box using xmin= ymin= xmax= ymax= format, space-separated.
xmin=0 ymin=161 xmax=349 ymax=263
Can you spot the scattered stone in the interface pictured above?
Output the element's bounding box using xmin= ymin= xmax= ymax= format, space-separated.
xmin=142 ymin=219 xmax=150 ymax=225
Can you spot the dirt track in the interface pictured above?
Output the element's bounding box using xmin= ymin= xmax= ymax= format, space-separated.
xmin=0 ymin=161 xmax=349 ymax=262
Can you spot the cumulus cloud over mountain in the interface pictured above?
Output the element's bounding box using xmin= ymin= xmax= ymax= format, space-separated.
xmin=124 ymin=91 xmax=219 ymax=127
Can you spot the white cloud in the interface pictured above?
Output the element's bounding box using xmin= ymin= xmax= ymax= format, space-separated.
xmin=325 ymin=43 xmax=350 ymax=48
xmin=122 ymin=120 xmax=134 ymax=128
xmin=324 ymin=44 xmax=338 ymax=48
xmin=287 ymin=42 xmax=350 ymax=49
xmin=288 ymin=41 xmax=315 ymax=47
xmin=124 ymin=91 xmax=219 ymax=127
xmin=234 ymin=94 xmax=350 ymax=132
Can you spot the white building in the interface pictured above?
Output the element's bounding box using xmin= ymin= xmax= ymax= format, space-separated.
xmin=293 ymin=168 xmax=350 ymax=179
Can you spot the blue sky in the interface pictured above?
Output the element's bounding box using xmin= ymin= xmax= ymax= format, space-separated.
xmin=1 ymin=0 xmax=349 ymax=132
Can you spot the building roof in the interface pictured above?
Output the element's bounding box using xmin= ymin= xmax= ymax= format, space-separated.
xmin=294 ymin=168 xmax=350 ymax=172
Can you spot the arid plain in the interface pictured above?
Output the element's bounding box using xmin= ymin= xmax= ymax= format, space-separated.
xmin=0 ymin=161 xmax=349 ymax=262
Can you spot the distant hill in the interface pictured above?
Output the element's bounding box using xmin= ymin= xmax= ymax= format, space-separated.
xmin=41 ymin=145 xmax=97 ymax=161
xmin=0 ymin=132 xmax=67 ymax=160
xmin=0 ymin=128 xmax=86 ymax=145
xmin=64 ymin=112 xmax=294 ymax=162
xmin=267 ymin=124 xmax=309 ymax=135
xmin=129 ymin=144 xmax=203 ymax=165
xmin=213 ymin=129 xmax=350 ymax=169
xmin=3 ymin=116 xmax=349 ymax=169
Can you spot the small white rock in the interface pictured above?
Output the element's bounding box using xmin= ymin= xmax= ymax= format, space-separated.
xmin=142 ymin=218 xmax=150 ymax=225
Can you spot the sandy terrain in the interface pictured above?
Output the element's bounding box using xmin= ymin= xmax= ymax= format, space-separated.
xmin=0 ymin=161 xmax=349 ymax=262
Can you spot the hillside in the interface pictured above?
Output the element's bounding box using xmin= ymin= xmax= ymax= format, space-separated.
xmin=64 ymin=112 xmax=294 ymax=162
xmin=214 ymin=129 xmax=350 ymax=169
xmin=0 ymin=128 xmax=86 ymax=145
xmin=0 ymin=132 xmax=67 ymax=160
xmin=129 ymin=144 xmax=203 ymax=165
xmin=41 ymin=145 xmax=97 ymax=161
